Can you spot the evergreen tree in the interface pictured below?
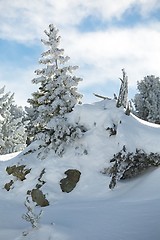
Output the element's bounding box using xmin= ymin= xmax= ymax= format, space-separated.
xmin=0 ymin=86 xmax=26 ymax=154
xmin=0 ymin=86 xmax=10 ymax=149
xmin=133 ymin=75 xmax=160 ymax=124
xmin=26 ymin=24 xmax=83 ymax=155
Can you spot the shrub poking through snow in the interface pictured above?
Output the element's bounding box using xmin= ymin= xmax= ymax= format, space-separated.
xmin=106 ymin=124 xmax=117 ymax=136
xmin=36 ymin=168 xmax=46 ymax=189
xmin=22 ymin=170 xmax=49 ymax=230
xmin=22 ymin=196 xmax=43 ymax=229
xmin=102 ymin=146 xmax=160 ymax=189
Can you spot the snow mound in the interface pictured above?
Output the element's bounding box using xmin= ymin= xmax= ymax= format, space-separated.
xmin=0 ymin=99 xmax=160 ymax=240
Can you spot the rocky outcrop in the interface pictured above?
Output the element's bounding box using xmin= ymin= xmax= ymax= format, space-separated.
xmin=6 ymin=165 xmax=31 ymax=181
xmin=4 ymin=164 xmax=31 ymax=191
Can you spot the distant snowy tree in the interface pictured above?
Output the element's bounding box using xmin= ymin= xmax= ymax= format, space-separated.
xmin=0 ymin=86 xmax=10 ymax=149
xmin=26 ymin=24 xmax=83 ymax=155
xmin=0 ymin=86 xmax=26 ymax=154
xmin=133 ymin=75 xmax=160 ymax=124
xmin=117 ymin=69 xmax=128 ymax=109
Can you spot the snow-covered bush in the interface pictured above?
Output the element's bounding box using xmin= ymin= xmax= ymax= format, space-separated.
xmin=0 ymin=86 xmax=26 ymax=154
xmin=133 ymin=75 xmax=160 ymax=124
xmin=102 ymin=147 xmax=160 ymax=189
xmin=26 ymin=24 xmax=83 ymax=155
xmin=22 ymin=196 xmax=43 ymax=230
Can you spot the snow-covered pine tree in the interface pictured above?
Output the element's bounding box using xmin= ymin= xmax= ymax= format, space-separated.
xmin=0 ymin=86 xmax=26 ymax=154
xmin=116 ymin=69 xmax=128 ymax=109
xmin=133 ymin=75 xmax=160 ymax=124
xmin=26 ymin=24 xmax=83 ymax=155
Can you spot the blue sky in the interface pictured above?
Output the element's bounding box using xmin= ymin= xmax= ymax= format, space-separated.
xmin=0 ymin=0 xmax=160 ymax=106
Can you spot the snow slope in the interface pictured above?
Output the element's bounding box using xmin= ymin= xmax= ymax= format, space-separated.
xmin=0 ymin=99 xmax=160 ymax=240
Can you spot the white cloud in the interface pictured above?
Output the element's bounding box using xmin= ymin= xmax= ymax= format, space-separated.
xmin=138 ymin=0 xmax=160 ymax=16
xmin=0 ymin=0 xmax=160 ymax=42
xmin=61 ymin=24 xmax=160 ymax=87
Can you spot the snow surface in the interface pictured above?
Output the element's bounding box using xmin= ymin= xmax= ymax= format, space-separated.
xmin=0 ymin=99 xmax=160 ymax=240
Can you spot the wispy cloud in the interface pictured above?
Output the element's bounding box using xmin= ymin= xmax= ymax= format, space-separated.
xmin=63 ymin=24 xmax=160 ymax=84
xmin=0 ymin=0 xmax=160 ymax=105
xmin=1 ymin=0 xmax=160 ymax=41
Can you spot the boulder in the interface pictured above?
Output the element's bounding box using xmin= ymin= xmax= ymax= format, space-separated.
xmin=60 ymin=169 xmax=81 ymax=193
xmin=4 ymin=180 xmax=14 ymax=191
xmin=31 ymin=188 xmax=49 ymax=207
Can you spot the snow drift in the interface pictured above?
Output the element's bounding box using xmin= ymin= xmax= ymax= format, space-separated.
xmin=0 ymin=99 xmax=160 ymax=240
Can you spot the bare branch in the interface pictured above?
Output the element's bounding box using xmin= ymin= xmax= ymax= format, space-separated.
xmin=93 ymin=93 xmax=111 ymax=100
